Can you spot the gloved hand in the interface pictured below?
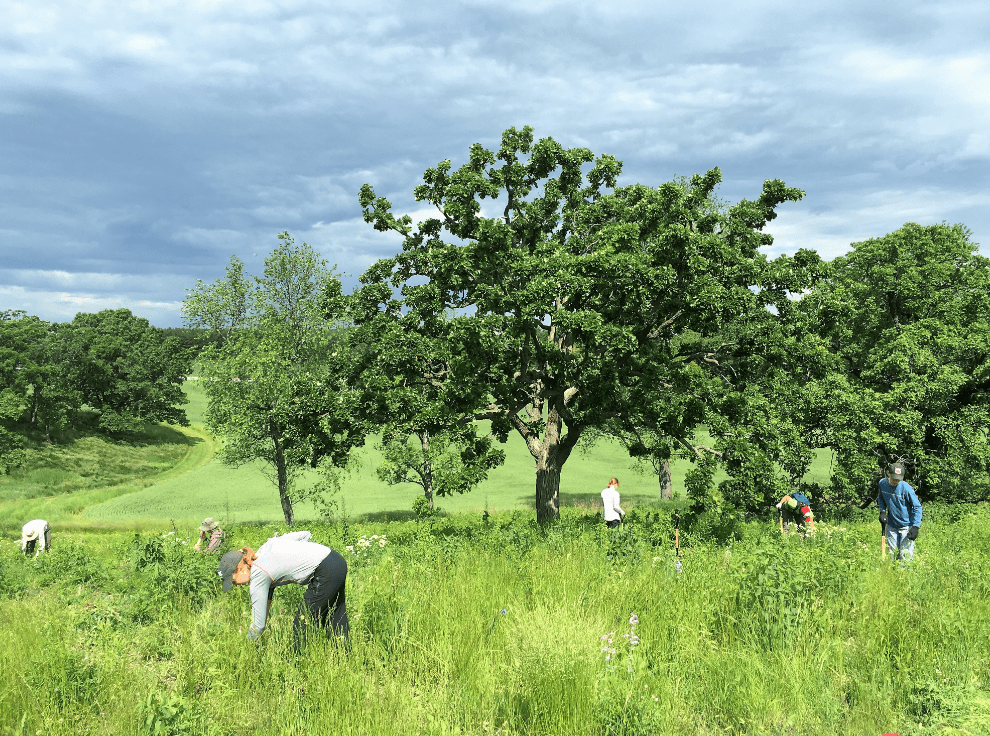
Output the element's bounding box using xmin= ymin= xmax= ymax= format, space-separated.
xmin=907 ymin=526 xmax=919 ymax=541
xmin=775 ymin=502 xmax=782 ymax=510
xmin=878 ymin=511 xmax=887 ymax=526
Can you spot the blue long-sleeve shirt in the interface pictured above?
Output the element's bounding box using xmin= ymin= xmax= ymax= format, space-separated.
xmin=878 ymin=478 xmax=923 ymax=529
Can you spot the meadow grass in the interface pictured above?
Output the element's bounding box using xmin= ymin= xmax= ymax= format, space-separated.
xmin=1 ymin=507 xmax=987 ymax=735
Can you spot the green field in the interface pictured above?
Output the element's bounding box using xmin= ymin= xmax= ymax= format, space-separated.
xmin=1 ymin=378 xmax=834 ymax=528
xmin=2 ymin=508 xmax=988 ymax=735
xmin=4 ymin=380 xmax=986 ymax=736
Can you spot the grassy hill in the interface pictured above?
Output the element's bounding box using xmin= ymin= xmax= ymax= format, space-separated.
xmin=4 ymin=377 xmax=834 ymax=527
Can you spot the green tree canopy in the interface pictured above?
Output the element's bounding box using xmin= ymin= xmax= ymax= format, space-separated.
xmin=356 ymin=126 xmax=822 ymax=522
xmin=184 ymin=233 xmax=366 ymax=525
xmin=51 ymin=309 xmax=191 ymax=434
xmin=800 ymin=222 xmax=990 ymax=504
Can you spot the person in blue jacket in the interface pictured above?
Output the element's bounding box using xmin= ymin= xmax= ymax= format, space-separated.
xmin=878 ymin=462 xmax=923 ymax=562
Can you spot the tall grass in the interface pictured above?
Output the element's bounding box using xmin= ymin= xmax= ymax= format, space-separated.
xmin=1 ymin=507 xmax=988 ymax=735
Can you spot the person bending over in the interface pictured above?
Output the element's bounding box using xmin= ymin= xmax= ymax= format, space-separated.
xmin=194 ymin=518 xmax=224 ymax=553
xmin=218 ymin=531 xmax=348 ymax=647
xmin=21 ymin=519 xmax=50 ymax=557
xmin=776 ymin=493 xmax=814 ymax=534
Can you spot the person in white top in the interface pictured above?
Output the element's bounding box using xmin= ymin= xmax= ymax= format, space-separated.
xmin=218 ymin=531 xmax=348 ymax=648
xmin=601 ymin=478 xmax=624 ymax=528
xmin=21 ymin=519 xmax=51 ymax=556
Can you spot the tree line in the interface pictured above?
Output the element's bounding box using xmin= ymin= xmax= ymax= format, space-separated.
xmin=183 ymin=127 xmax=990 ymax=525
xmin=0 ymin=308 xmax=193 ymax=471
xmin=6 ymin=127 xmax=985 ymax=524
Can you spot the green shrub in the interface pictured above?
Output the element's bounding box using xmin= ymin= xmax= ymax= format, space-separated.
xmin=33 ymin=541 xmax=110 ymax=588
xmin=129 ymin=533 xmax=218 ymax=621
xmin=139 ymin=691 xmax=215 ymax=736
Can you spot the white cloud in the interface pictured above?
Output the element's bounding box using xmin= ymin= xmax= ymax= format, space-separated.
xmin=0 ymin=284 xmax=183 ymax=325
xmin=1 ymin=0 xmax=989 ymax=325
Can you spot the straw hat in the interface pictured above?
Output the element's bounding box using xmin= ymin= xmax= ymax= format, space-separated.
xmin=199 ymin=517 xmax=219 ymax=532
xmin=23 ymin=527 xmax=39 ymax=541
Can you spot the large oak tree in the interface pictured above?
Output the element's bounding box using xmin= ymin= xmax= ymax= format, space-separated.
xmin=357 ymin=126 xmax=821 ymax=522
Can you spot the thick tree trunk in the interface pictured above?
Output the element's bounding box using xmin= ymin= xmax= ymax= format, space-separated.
xmin=535 ymin=408 xmax=564 ymax=523
xmin=535 ymin=464 xmax=561 ymax=523
xmin=511 ymin=397 xmax=581 ymax=524
xmin=659 ymin=459 xmax=673 ymax=499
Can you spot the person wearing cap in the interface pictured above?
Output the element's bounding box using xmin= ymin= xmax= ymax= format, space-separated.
xmin=601 ymin=477 xmax=624 ymax=529
xmin=775 ymin=494 xmax=814 ymax=534
xmin=878 ymin=462 xmax=923 ymax=562
xmin=194 ymin=518 xmax=224 ymax=553
xmin=218 ymin=531 xmax=348 ymax=646
xmin=21 ymin=519 xmax=51 ymax=557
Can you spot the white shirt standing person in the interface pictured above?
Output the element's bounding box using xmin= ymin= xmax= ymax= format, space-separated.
xmin=601 ymin=478 xmax=624 ymax=528
xmin=21 ymin=519 xmax=51 ymax=556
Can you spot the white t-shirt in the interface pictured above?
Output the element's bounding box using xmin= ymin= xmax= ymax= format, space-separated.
xmin=601 ymin=487 xmax=624 ymax=522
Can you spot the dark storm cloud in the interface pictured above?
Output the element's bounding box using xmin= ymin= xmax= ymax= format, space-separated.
xmin=1 ymin=0 xmax=988 ymax=325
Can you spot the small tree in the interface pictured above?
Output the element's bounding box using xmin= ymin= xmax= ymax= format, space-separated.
xmin=349 ymin=301 xmax=505 ymax=510
xmin=184 ymin=233 xmax=365 ymax=525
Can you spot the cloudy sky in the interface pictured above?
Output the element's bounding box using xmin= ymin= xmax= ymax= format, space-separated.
xmin=2 ymin=0 xmax=987 ymax=327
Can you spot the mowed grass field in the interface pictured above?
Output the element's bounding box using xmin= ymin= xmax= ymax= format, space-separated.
xmin=84 ymin=379 xmax=695 ymax=524
xmin=5 ymin=378 xmax=834 ymax=526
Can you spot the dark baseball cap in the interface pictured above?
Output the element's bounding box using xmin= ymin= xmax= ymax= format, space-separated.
xmin=218 ymin=550 xmax=243 ymax=592
xmin=887 ymin=462 xmax=905 ymax=480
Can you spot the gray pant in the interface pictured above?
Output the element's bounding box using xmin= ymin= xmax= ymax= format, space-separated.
xmin=886 ymin=527 xmax=914 ymax=562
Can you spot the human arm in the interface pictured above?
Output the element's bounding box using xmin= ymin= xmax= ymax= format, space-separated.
xmin=877 ymin=481 xmax=889 ymax=524
xmin=906 ymin=485 xmax=923 ymax=528
xmin=905 ymin=484 xmax=922 ymax=539
xmin=193 ymin=530 xmax=206 ymax=551
xmin=247 ymin=573 xmax=273 ymax=639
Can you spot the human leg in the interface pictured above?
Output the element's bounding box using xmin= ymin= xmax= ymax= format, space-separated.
xmin=294 ymin=550 xmax=349 ymax=647
xmin=885 ymin=528 xmax=914 ymax=562
xmin=781 ymin=507 xmax=796 ymax=532
xmin=896 ymin=533 xmax=915 ymax=562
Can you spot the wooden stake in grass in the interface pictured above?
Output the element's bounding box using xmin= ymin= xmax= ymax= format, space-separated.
xmin=880 ymin=520 xmax=887 ymax=561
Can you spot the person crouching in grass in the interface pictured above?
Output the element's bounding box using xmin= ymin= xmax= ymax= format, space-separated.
xmin=776 ymin=494 xmax=814 ymax=535
xmin=194 ymin=517 xmax=224 ymax=552
xmin=21 ymin=519 xmax=50 ymax=557
xmin=218 ymin=531 xmax=348 ymax=649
